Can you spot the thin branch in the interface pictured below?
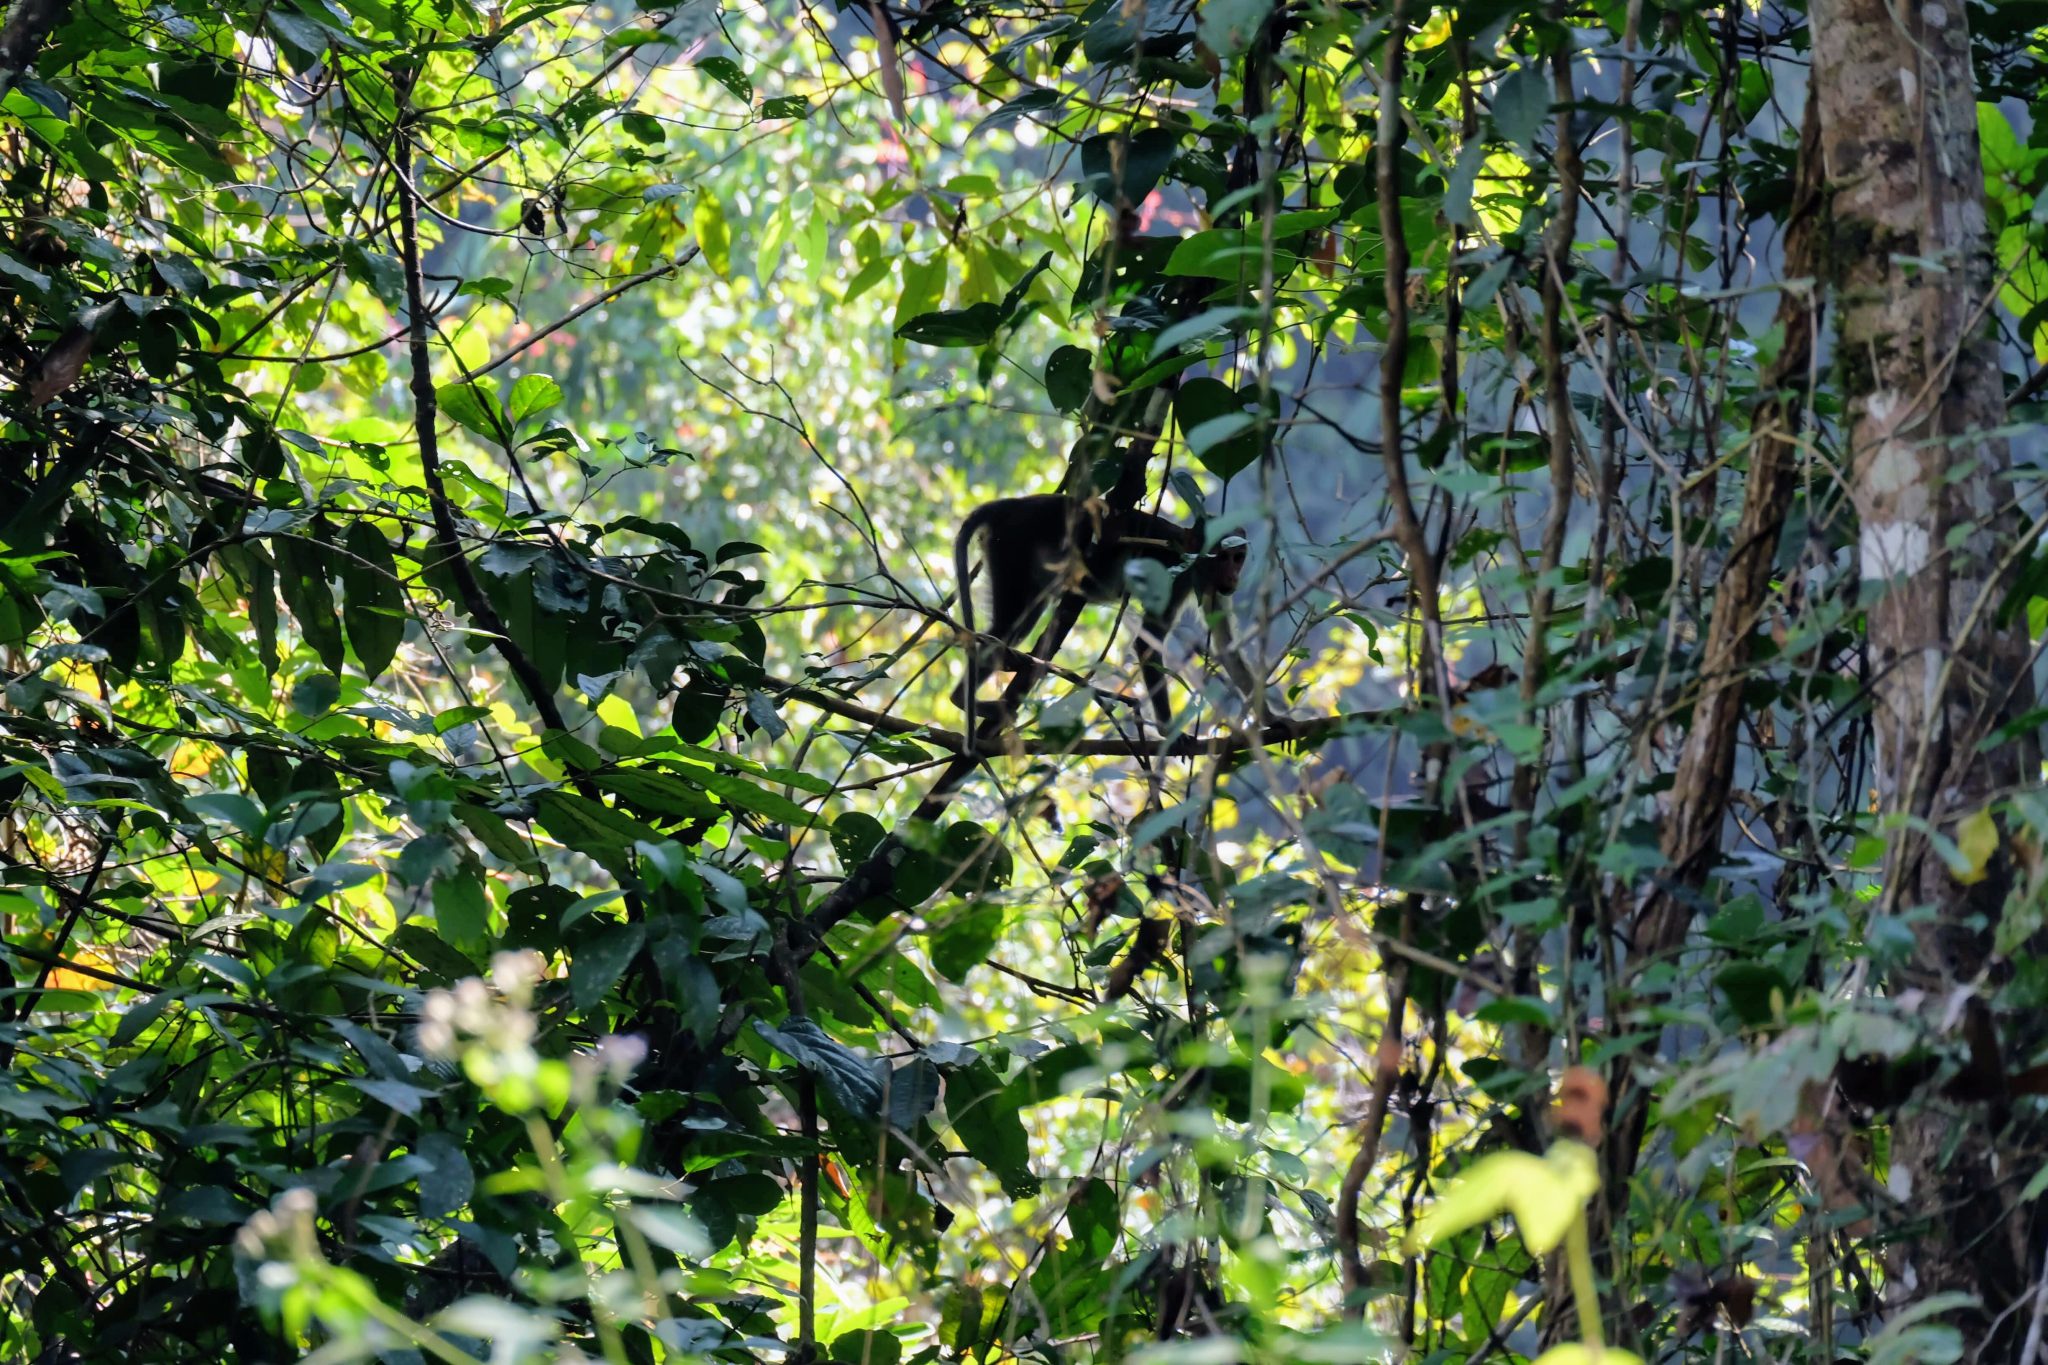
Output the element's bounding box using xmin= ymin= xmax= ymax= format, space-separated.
xmin=783 ymin=684 xmax=1390 ymax=757
xmin=456 ymin=249 xmax=700 ymax=385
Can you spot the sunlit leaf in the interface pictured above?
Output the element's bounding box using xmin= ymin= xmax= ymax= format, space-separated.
xmin=1406 ymin=1141 xmax=1599 ymax=1256
xmin=694 ymin=190 xmax=733 ymax=277
xmin=1951 ymin=806 xmax=1999 ymax=885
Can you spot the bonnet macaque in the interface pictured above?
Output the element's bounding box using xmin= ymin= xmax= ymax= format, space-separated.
xmin=952 ymin=494 xmax=1245 ymax=741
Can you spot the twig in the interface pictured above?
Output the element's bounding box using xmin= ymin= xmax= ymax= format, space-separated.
xmin=456 ymin=250 xmax=699 ymax=384
xmin=784 ymin=684 xmax=1391 ymax=757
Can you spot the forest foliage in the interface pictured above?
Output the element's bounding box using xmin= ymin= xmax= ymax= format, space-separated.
xmin=4 ymin=0 xmax=2048 ymax=1361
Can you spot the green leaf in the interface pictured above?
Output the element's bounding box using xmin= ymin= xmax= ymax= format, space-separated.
xmin=696 ymin=56 xmax=753 ymax=106
xmin=0 ymin=252 xmax=50 ymax=293
xmin=187 ymin=791 xmax=268 ymax=835
xmin=1029 ymin=1175 xmax=1118 ymax=1333
xmin=437 ymin=378 xmax=505 ymax=444
xmin=285 ymin=908 xmax=341 ymax=968
xmin=508 ymin=374 xmax=563 ymax=424
xmin=340 ymin=242 xmax=403 ymax=307
xmin=1163 ymin=227 xmax=1302 ymax=281
xmin=457 ymin=802 xmax=537 ymax=867
xmin=1044 ymin=345 xmax=1093 ymax=413
xmin=570 ymin=922 xmax=647 ymax=1008
xmin=754 ymin=1017 xmax=886 ymax=1120
xmin=927 ymin=902 xmax=1003 ymax=982
xmin=416 ymin=1131 xmax=475 ymax=1218
xmin=896 ymin=303 xmax=1004 ymax=348
xmin=1714 ymin=961 xmax=1792 ymax=1027
xmin=275 ymin=537 xmax=345 ymax=674
xmin=391 ymin=924 xmax=481 ymax=981
xmin=942 ymin=1058 xmax=1037 ymax=1196
xmin=694 ymin=191 xmax=733 ymax=277
xmin=1078 ymin=127 xmax=1180 ymax=205
xmin=1490 ymin=64 xmax=1551 ymax=152
xmin=1197 ymin=0 xmax=1272 ymax=59
xmin=340 ymin=521 xmax=403 ymax=682
xmin=536 ymin=789 xmax=663 ymax=855
xmin=432 ymin=875 xmax=490 ymax=947
xmin=1175 ymin=376 xmax=1272 ymax=478
xmin=290 ymin=671 xmax=341 ymax=716
xmin=689 ymin=769 xmax=818 ymax=829
xmin=596 ymin=768 xmax=721 ymax=820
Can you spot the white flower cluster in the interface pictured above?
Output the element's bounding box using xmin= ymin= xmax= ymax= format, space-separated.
xmin=415 ymin=950 xmax=547 ymax=1060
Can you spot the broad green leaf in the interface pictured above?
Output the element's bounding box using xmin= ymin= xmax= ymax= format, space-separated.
xmin=896 ymin=304 xmax=1004 ymax=348
xmin=187 ymin=791 xmax=267 ymax=835
xmin=437 ymin=378 xmax=505 ymax=444
xmin=508 ymin=373 xmax=563 ymax=424
xmin=1078 ymin=127 xmax=1180 ymax=204
xmin=696 ymin=56 xmax=753 ymax=106
xmin=1491 ymin=63 xmax=1552 ymax=152
xmin=569 ymin=922 xmax=647 ymax=1008
xmin=1163 ymin=228 xmax=1302 ymax=281
xmin=340 ymin=521 xmax=403 ymax=681
xmin=1044 ymin=345 xmax=1093 ymax=413
xmin=1198 ymin=0 xmax=1272 ymax=59
xmin=274 ymin=537 xmax=344 ymax=675
xmin=942 ymin=1055 xmax=1040 ymax=1195
xmin=432 ymin=875 xmax=490 ymax=947
xmin=694 ymin=191 xmax=733 ymax=277
xmin=1175 ymin=376 xmax=1272 ymax=478
xmin=754 ymin=1017 xmax=885 ymax=1119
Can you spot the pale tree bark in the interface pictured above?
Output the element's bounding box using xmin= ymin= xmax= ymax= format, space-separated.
xmin=1812 ymin=0 xmax=2041 ymax=1345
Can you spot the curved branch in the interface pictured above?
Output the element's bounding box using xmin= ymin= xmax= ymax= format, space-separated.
xmin=1336 ymin=967 xmax=1410 ymax=1311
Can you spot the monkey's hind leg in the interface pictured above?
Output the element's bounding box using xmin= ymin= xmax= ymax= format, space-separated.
xmin=952 ymin=644 xmax=1037 ymax=710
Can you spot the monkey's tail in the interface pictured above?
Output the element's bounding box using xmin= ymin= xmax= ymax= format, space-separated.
xmin=953 ymin=512 xmax=983 ymax=752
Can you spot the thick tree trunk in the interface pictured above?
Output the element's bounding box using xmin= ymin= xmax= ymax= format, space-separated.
xmin=1812 ymin=0 xmax=2040 ymax=1345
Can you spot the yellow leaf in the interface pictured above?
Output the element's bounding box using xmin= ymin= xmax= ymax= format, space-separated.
xmin=1512 ymin=1140 xmax=1601 ymax=1253
xmin=694 ymin=191 xmax=733 ymax=278
xmin=46 ymin=946 xmax=113 ymax=992
xmin=1530 ymin=1347 xmax=1646 ymax=1365
xmin=1954 ymin=806 xmax=1999 ymax=885
xmin=1405 ymin=1141 xmax=1600 ymax=1257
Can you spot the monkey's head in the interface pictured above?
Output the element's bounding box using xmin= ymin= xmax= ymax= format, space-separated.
xmin=1200 ymin=533 xmax=1247 ymax=596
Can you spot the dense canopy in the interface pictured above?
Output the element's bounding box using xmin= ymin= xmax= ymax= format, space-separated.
xmin=3 ymin=0 xmax=2048 ymax=1361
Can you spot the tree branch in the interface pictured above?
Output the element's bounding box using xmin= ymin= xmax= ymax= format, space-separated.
xmin=393 ymin=88 xmax=570 ymax=737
